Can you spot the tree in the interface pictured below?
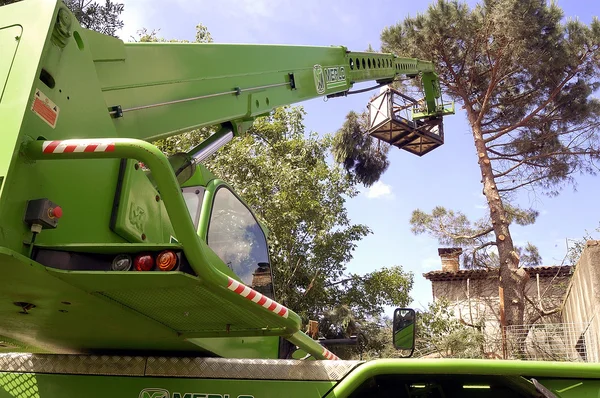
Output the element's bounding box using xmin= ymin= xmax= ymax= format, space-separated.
xmin=410 ymin=205 xmax=541 ymax=269
xmin=335 ymin=0 xmax=600 ymax=328
xmin=415 ymin=299 xmax=485 ymax=358
xmin=0 ymin=0 xmax=125 ymax=38
xmin=332 ymin=111 xmax=391 ymax=187
xmin=566 ymin=222 xmax=600 ymax=264
xmin=64 ymin=0 xmax=124 ymax=37
xmin=132 ymin=23 xmax=213 ymax=44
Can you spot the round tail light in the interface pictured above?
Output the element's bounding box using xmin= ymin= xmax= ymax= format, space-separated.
xmin=134 ymin=253 xmax=154 ymax=271
xmin=112 ymin=254 xmax=132 ymax=271
xmin=156 ymin=250 xmax=178 ymax=271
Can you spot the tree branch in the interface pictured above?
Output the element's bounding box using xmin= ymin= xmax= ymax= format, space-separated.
xmin=324 ymin=276 xmax=355 ymax=288
xmin=438 ymin=224 xmax=494 ymax=242
xmin=496 ymin=175 xmax=554 ymax=193
xmin=525 ymin=295 xmax=561 ymax=325
xmin=459 ymin=315 xmax=482 ymax=331
xmin=483 ymin=60 xmax=589 ymax=143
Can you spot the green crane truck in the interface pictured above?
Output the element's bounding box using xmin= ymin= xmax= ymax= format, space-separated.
xmin=1 ymin=1 xmax=599 ymax=397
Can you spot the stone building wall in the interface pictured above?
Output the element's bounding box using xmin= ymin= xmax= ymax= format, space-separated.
xmin=424 ymin=248 xmax=573 ymax=359
xmin=562 ymin=241 xmax=600 ymax=362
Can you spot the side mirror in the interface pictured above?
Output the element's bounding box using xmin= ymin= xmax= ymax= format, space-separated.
xmin=393 ymin=308 xmax=416 ymax=357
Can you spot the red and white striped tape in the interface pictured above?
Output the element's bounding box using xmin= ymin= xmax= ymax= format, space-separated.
xmin=42 ymin=139 xmax=116 ymax=154
xmin=322 ymin=347 xmax=339 ymax=360
xmin=227 ymin=277 xmax=288 ymax=318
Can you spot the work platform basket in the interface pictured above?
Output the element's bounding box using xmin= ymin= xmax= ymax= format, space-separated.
xmin=368 ymin=87 xmax=449 ymax=157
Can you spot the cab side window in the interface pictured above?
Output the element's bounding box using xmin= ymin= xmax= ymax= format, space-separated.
xmin=207 ymin=187 xmax=274 ymax=298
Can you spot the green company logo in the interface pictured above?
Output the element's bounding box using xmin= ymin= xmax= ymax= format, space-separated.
xmin=140 ymin=389 xmax=169 ymax=398
xmin=313 ymin=65 xmax=326 ymax=95
xmin=139 ymin=389 xmax=253 ymax=398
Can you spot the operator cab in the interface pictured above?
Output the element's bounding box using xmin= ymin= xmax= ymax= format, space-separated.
xmin=182 ymin=166 xmax=275 ymax=298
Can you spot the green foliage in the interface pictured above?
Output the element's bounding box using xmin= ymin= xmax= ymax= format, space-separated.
xmin=567 ymin=223 xmax=600 ymax=264
xmin=331 ymin=111 xmax=390 ymax=187
xmin=1 ymin=0 xmax=125 ymax=38
xmin=415 ymin=299 xmax=484 ymax=359
xmin=64 ymin=0 xmax=124 ymax=37
xmin=381 ymin=0 xmax=600 ymax=196
xmin=133 ymin=23 xmax=213 ymax=44
xmin=194 ymin=24 xmax=213 ymax=43
xmin=410 ymin=206 xmax=541 ymax=268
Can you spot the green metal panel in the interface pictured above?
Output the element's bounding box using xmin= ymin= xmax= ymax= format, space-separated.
xmin=0 ymin=0 xmax=129 ymax=255
xmin=185 ymin=337 xmax=280 ymax=359
xmin=0 ymin=247 xmax=201 ymax=354
xmin=326 ymin=358 xmax=600 ymax=398
xmin=536 ymin=378 xmax=600 ymax=397
xmin=49 ymin=270 xmax=290 ymax=335
xmin=0 ymin=25 xmax=21 ymax=101
xmin=17 ymin=138 xmax=290 ymax=358
xmin=181 ymin=165 xmax=217 ymax=189
xmin=0 ymin=373 xmax=336 ymax=398
xmin=112 ymin=159 xmax=176 ymax=243
xmin=33 ymin=242 xmax=183 ymax=254
xmin=2 ymin=356 xmax=600 ymax=397
xmin=95 ymin=42 xmax=444 ymax=142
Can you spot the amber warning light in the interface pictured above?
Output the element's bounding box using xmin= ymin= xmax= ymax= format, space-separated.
xmin=157 ymin=250 xmax=178 ymax=271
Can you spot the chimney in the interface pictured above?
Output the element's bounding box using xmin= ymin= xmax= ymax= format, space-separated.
xmin=438 ymin=248 xmax=462 ymax=273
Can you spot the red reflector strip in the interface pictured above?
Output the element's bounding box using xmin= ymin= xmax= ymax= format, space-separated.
xmin=322 ymin=347 xmax=339 ymax=360
xmin=42 ymin=140 xmax=116 ymax=154
xmin=227 ymin=277 xmax=289 ymax=318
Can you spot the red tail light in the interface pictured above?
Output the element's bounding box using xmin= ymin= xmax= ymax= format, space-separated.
xmin=156 ymin=250 xmax=178 ymax=271
xmin=134 ymin=254 xmax=154 ymax=271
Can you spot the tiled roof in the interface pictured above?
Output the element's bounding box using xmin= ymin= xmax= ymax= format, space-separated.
xmin=423 ymin=265 xmax=573 ymax=282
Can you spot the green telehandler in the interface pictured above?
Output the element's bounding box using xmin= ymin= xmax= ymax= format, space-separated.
xmin=0 ymin=1 xmax=599 ymax=397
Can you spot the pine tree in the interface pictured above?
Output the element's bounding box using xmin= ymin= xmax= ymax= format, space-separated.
xmin=381 ymin=0 xmax=600 ymax=327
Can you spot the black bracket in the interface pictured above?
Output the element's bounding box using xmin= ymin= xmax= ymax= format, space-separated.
xmin=109 ymin=105 xmax=123 ymax=118
xmin=288 ymin=73 xmax=296 ymax=90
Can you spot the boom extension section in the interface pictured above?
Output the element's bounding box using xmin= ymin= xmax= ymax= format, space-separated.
xmin=0 ymin=0 xmax=452 ymax=361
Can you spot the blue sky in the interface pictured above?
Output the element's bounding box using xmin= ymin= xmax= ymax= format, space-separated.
xmin=115 ymin=0 xmax=600 ymax=313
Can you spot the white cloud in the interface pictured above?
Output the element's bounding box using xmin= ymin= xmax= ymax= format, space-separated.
xmin=365 ymin=181 xmax=394 ymax=199
xmin=420 ymin=255 xmax=440 ymax=270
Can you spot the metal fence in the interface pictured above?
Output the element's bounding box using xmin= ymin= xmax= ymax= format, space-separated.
xmin=504 ymin=323 xmax=599 ymax=362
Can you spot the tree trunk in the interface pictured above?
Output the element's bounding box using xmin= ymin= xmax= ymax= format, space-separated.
xmin=471 ymin=124 xmax=529 ymax=328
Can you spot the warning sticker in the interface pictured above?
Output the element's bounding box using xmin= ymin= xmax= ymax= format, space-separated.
xmin=31 ymin=88 xmax=59 ymax=128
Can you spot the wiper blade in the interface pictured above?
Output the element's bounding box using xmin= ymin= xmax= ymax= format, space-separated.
xmin=531 ymin=378 xmax=558 ymax=398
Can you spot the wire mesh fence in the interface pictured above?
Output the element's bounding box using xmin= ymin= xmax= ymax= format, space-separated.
xmin=413 ymin=322 xmax=600 ymax=362
xmin=503 ymin=323 xmax=598 ymax=362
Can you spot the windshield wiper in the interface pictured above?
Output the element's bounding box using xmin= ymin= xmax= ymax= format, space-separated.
xmin=531 ymin=378 xmax=558 ymax=398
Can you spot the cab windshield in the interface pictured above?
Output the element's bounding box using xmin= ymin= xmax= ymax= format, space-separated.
xmin=207 ymin=187 xmax=274 ymax=298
